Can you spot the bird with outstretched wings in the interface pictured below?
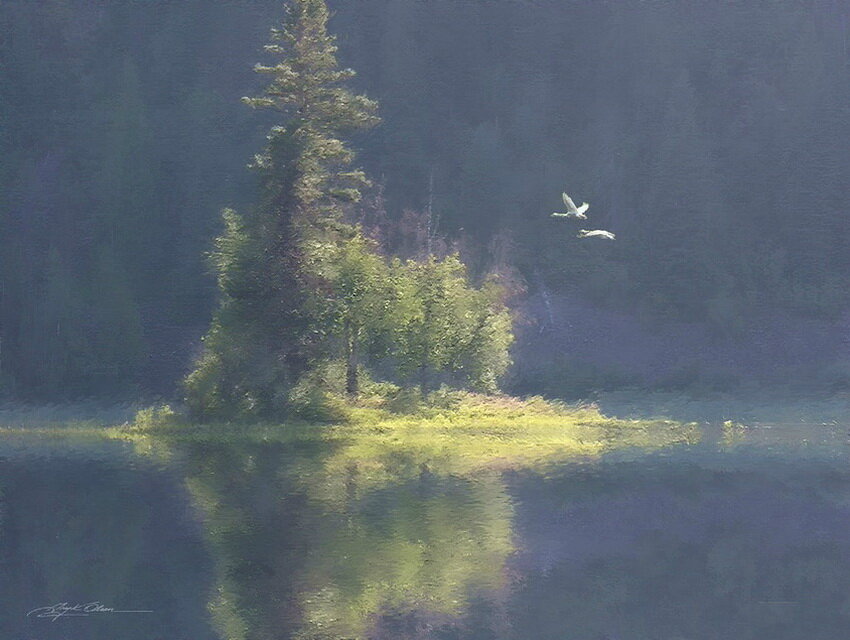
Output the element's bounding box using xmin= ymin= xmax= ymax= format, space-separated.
xmin=551 ymin=191 xmax=589 ymax=219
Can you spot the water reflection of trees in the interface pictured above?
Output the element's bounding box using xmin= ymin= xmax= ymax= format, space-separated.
xmin=175 ymin=438 xmax=515 ymax=639
xmin=136 ymin=417 xmax=693 ymax=639
xmin=299 ymin=474 xmax=512 ymax=639
xmin=8 ymin=426 xmax=850 ymax=639
xmin=176 ymin=437 xmax=850 ymax=640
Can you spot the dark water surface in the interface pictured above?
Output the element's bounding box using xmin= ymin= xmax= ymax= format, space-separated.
xmin=4 ymin=418 xmax=850 ymax=640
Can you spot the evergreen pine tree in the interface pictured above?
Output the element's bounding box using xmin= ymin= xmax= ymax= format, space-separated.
xmin=186 ymin=0 xmax=378 ymax=419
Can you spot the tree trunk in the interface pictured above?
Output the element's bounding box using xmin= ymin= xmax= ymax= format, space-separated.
xmin=345 ymin=320 xmax=359 ymax=397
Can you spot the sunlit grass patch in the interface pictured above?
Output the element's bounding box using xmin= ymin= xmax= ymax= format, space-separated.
xmin=0 ymin=394 xmax=698 ymax=480
xmin=309 ymin=394 xmax=697 ymax=498
xmin=125 ymin=392 xmax=698 ymax=486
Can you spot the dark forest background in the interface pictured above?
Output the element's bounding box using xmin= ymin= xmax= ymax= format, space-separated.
xmin=2 ymin=0 xmax=850 ymax=400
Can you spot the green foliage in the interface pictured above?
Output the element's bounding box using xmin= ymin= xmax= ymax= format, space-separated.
xmin=133 ymin=404 xmax=180 ymax=431
xmin=185 ymin=1 xmax=515 ymax=419
xmin=287 ymin=371 xmax=352 ymax=424
xmin=243 ymin=0 xmax=379 ymax=216
xmin=186 ymin=0 xmax=379 ymax=419
xmin=305 ymin=231 xmax=390 ymax=335
xmin=383 ymin=386 xmax=424 ymax=415
xmin=185 ymin=208 xmax=288 ymax=419
xmin=390 ymin=255 xmax=514 ymax=393
xmin=302 ymin=229 xmax=395 ymax=395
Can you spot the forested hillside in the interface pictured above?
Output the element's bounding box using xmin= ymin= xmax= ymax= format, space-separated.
xmin=3 ymin=0 xmax=849 ymax=399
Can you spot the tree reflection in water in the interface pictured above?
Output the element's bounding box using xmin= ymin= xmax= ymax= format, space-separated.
xmin=175 ymin=437 xmax=515 ymax=640
xmin=9 ymin=422 xmax=850 ymax=639
xmin=164 ymin=427 xmax=850 ymax=640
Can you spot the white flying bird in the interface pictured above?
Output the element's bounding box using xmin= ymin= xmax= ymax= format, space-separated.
xmin=578 ymin=229 xmax=615 ymax=240
xmin=551 ymin=191 xmax=589 ymax=219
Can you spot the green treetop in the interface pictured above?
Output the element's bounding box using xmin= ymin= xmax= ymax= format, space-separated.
xmin=186 ymin=0 xmax=379 ymax=419
xmin=244 ymin=0 xmax=379 ymax=216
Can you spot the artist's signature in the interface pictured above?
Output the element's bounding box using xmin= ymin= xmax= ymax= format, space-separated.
xmin=26 ymin=602 xmax=153 ymax=622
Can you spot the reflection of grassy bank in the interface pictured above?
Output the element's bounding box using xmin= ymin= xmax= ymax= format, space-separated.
xmin=130 ymin=393 xmax=699 ymax=480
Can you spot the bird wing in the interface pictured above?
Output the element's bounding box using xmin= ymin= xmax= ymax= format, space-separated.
xmin=578 ymin=229 xmax=615 ymax=239
xmin=562 ymin=192 xmax=578 ymax=213
xmin=551 ymin=212 xmax=569 ymax=217
xmin=576 ymin=202 xmax=590 ymax=215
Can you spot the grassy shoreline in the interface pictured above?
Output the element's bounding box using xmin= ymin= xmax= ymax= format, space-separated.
xmin=0 ymin=393 xmax=699 ymax=474
xmin=125 ymin=393 xmax=699 ymax=474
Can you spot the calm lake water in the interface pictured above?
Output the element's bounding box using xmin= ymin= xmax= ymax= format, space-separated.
xmin=4 ymin=407 xmax=850 ymax=639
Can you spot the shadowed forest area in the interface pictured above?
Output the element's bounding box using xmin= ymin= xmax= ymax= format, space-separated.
xmin=3 ymin=0 xmax=850 ymax=401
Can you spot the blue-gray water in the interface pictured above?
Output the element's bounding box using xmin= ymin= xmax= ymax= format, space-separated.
xmin=4 ymin=413 xmax=850 ymax=639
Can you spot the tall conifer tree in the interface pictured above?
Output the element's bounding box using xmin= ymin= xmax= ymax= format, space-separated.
xmin=186 ymin=0 xmax=378 ymax=418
